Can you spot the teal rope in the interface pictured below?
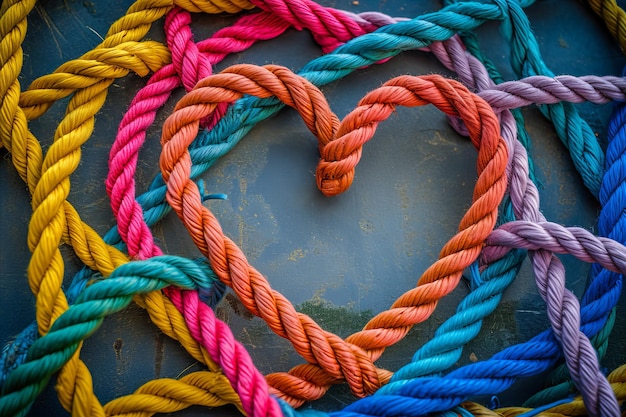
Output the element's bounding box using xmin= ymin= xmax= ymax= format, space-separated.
xmin=446 ymin=0 xmax=603 ymax=197
xmin=0 ymin=256 xmax=221 ymax=417
xmin=442 ymin=13 xmax=538 ymax=184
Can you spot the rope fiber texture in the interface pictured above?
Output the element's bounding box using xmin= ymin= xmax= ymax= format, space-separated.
xmin=314 ymin=76 xmax=621 ymax=416
xmin=446 ymin=0 xmax=604 ymax=198
xmin=358 ymin=32 xmax=626 ymax=417
xmin=0 ymin=256 xmax=259 ymax=417
xmin=273 ymin=220 xmax=625 ymax=417
xmin=109 ymin=1 xmax=624 ymax=408
xmin=586 ymin=0 xmax=626 ymax=53
xmin=0 ymin=0 xmax=289 ymax=414
xmin=108 ymin=7 xmax=626 ymax=411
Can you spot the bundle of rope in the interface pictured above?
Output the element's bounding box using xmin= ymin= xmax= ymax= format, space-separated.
xmin=2 ymin=0 xmax=621 ymax=416
xmin=9 ymin=61 xmax=624 ymax=416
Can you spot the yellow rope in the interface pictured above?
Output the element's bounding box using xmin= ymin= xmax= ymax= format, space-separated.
xmin=587 ymin=0 xmax=626 ymax=53
xmin=103 ymin=371 xmax=245 ymax=417
xmin=0 ymin=0 xmax=260 ymax=414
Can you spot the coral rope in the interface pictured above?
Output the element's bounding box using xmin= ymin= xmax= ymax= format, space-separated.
xmin=156 ymin=62 xmax=508 ymax=405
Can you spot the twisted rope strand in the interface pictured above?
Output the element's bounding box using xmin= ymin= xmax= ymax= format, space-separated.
xmin=494 ymin=364 xmax=626 ymax=416
xmin=522 ymin=67 xmax=626 ymax=409
xmin=586 ymin=0 xmax=626 ymax=53
xmin=0 ymin=0 xmax=263 ymax=413
xmin=83 ymin=1 xmax=525 ymax=292
xmin=498 ymin=0 xmax=604 ymax=197
xmin=308 ymin=216 xmax=626 ymax=416
xmin=102 ymin=371 xmax=245 ymax=417
xmin=1 ymin=5 xmax=387 ymax=412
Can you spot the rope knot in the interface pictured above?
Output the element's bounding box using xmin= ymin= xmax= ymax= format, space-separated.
xmin=165 ymin=7 xmax=213 ymax=92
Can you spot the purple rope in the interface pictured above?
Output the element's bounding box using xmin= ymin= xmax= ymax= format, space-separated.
xmin=424 ymin=35 xmax=618 ymax=415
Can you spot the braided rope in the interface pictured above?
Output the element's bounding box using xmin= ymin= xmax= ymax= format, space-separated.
xmin=0 ymin=256 xmax=274 ymax=417
xmin=458 ymin=363 xmax=625 ymax=416
xmin=106 ymin=0 xmax=376 ymax=263
xmin=586 ymin=0 xmax=626 ymax=53
xmin=0 ymin=5 xmax=387 ymax=412
xmin=109 ymin=3 xmax=624 ymax=406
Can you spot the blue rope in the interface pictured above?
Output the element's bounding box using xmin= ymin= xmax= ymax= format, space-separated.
xmin=0 ymin=256 xmax=222 ymax=417
xmin=516 ymin=396 xmax=576 ymax=417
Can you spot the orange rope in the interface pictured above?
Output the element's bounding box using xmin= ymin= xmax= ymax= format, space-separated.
xmin=159 ymin=64 xmax=508 ymax=406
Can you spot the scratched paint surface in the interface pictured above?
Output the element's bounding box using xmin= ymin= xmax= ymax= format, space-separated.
xmin=0 ymin=0 xmax=625 ymax=415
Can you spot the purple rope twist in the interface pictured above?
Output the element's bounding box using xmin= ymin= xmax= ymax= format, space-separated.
xmin=425 ymin=35 xmax=619 ymax=415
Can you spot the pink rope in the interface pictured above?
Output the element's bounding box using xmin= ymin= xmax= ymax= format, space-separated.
xmin=167 ymin=289 xmax=283 ymax=416
xmin=106 ymin=8 xmax=294 ymax=260
xmin=105 ymin=5 xmax=380 ymax=414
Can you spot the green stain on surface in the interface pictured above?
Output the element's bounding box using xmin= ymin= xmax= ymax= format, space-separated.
xmin=296 ymin=299 xmax=374 ymax=338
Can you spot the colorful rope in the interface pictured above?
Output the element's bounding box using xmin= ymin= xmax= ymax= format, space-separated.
xmin=274 ymin=220 xmax=623 ymax=417
xmin=521 ymin=44 xmax=626 ymax=411
xmin=114 ymin=1 xmax=620 ymax=408
xmin=0 ymin=256 xmax=271 ymax=417
xmin=15 ymin=59 xmax=624 ymax=416
xmin=0 ymin=3 xmax=395 ymax=413
xmin=0 ymin=0 xmax=262 ymax=414
xmin=2 ymin=1 xmax=620 ymax=414
xmin=107 ymin=8 xmax=524 ymax=413
xmin=97 ymin=2 xmax=524 ymax=405
xmin=158 ymin=63 xmax=509 ymax=405
xmin=458 ymin=362 xmax=625 ymax=416
xmin=111 ymin=9 xmax=626 ymax=411
xmin=106 ymin=0 xmax=377 ymax=262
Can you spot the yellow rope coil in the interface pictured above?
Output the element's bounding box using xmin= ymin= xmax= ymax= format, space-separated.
xmin=0 ymin=0 xmax=262 ymax=414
